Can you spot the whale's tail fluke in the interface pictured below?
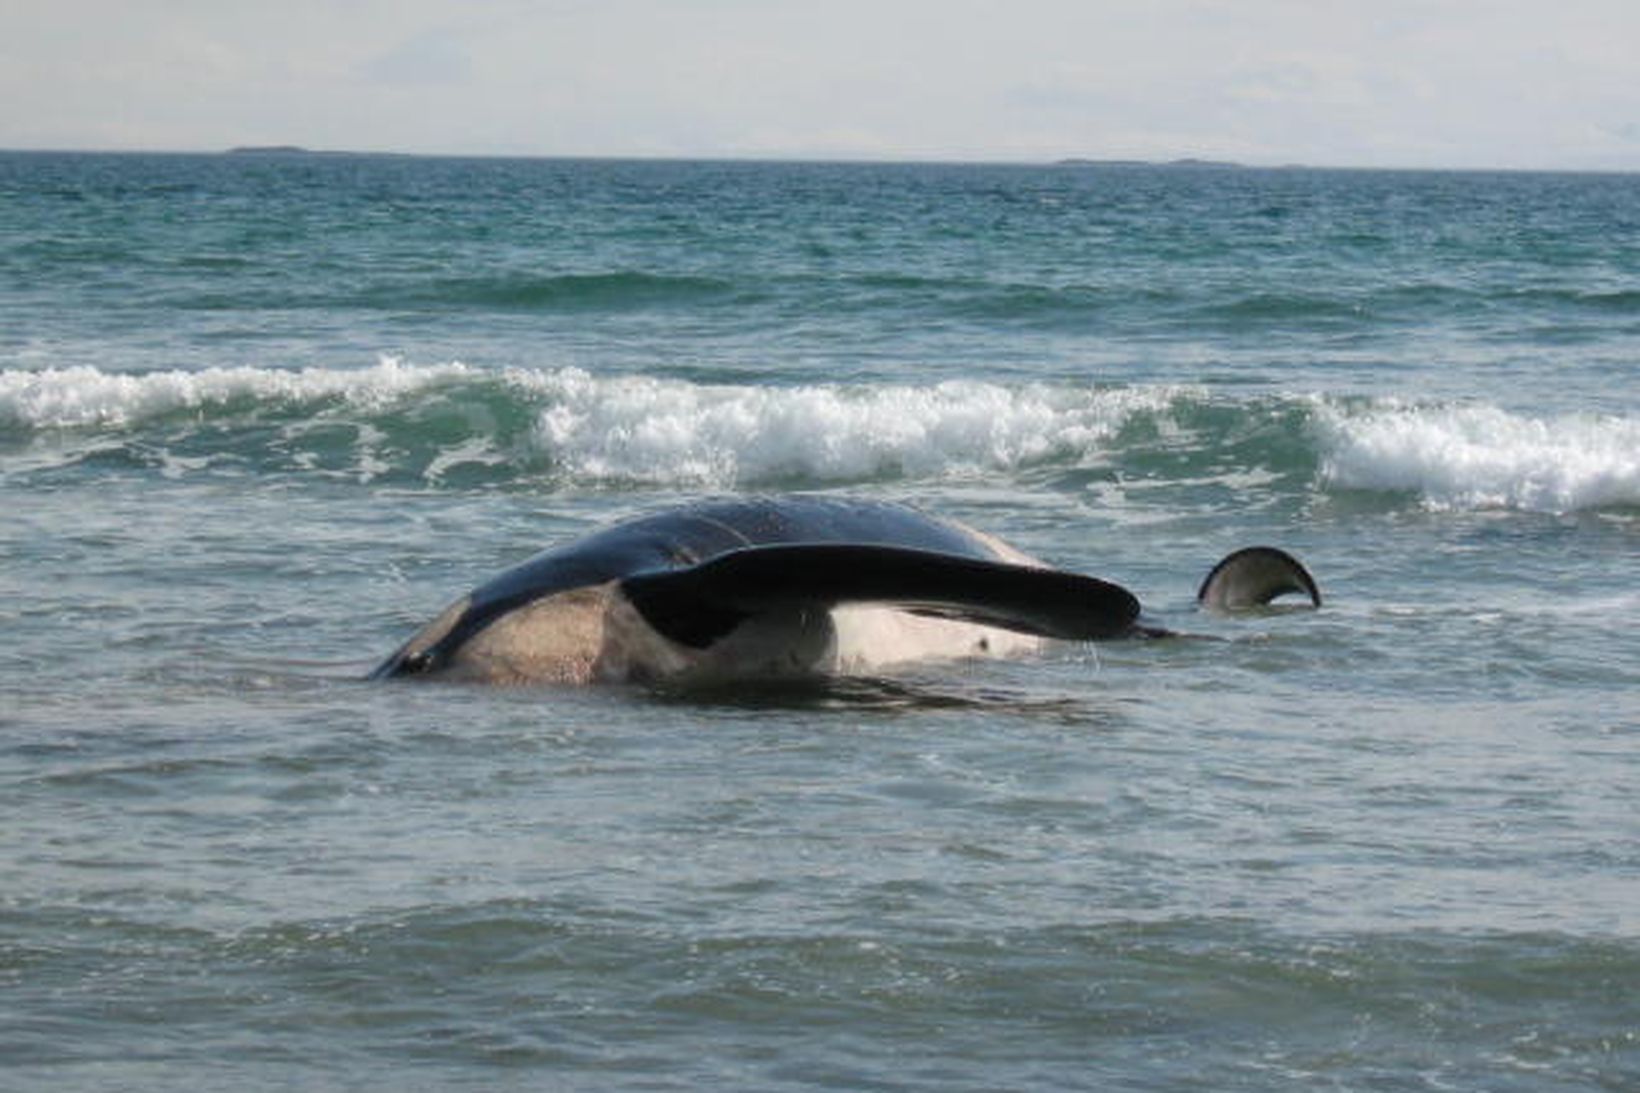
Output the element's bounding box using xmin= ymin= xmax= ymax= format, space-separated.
xmin=1197 ymin=547 xmax=1321 ymax=610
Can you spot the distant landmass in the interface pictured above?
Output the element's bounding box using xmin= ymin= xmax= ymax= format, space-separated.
xmin=1056 ymin=157 xmax=1247 ymax=169
xmin=221 ymin=147 xmax=1261 ymax=169
xmin=226 ymin=146 xmax=401 ymax=157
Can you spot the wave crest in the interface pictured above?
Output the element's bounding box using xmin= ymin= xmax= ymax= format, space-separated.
xmin=1319 ymin=402 xmax=1640 ymax=513
xmin=518 ymin=368 xmax=1174 ymax=486
xmin=0 ymin=360 xmax=1186 ymax=489
xmin=6 ymin=362 xmax=1635 ymax=512
xmin=0 ymin=358 xmax=470 ymax=429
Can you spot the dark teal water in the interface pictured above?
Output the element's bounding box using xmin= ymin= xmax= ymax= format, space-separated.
xmin=2 ymin=152 xmax=1638 ymax=1090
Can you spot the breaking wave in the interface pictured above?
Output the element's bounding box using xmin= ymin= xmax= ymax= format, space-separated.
xmin=515 ymin=367 xmax=1177 ymax=485
xmin=0 ymin=357 xmax=471 ymax=428
xmin=0 ymin=359 xmax=1188 ymax=489
xmin=3 ymin=360 xmax=1635 ymax=513
xmin=1318 ymin=401 xmax=1640 ymax=514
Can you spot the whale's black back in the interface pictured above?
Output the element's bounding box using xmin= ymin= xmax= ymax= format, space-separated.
xmin=374 ymin=497 xmax=1013 ymax=677
xmin=469 ymin=497 xmax=1002 ymax=615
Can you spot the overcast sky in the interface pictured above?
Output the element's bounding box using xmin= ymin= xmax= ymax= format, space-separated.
xmin=5 ymin=0 xmax=1638 ymax=169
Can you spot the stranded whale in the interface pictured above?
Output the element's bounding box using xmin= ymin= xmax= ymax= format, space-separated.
xmin=371 ymin=496 xmax=1319 ymax=685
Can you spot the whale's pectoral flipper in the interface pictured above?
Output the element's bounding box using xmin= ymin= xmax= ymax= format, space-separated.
xmin=1197 ymin=546 xmax=1321 ymax=610
xmin=620 ymin=544 xmax=1142 ymax=649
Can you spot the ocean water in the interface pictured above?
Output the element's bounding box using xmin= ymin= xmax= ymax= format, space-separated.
xmin=2 ymin=151 xmax=1638 ymax=1090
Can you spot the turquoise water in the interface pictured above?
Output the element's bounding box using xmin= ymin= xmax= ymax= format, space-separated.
xmin=2 ymin=152 xmax=1638 ymax=1090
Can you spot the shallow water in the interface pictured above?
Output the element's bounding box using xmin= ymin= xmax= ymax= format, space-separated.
xmin=3 ymin=153 xmax=1638 ymax=1090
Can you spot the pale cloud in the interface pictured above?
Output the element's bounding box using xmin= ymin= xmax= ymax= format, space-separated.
xmin=359 ymin=28 xmax=477 ymax=87
xmin=2 ymin=0 xmax=1637 ymax=168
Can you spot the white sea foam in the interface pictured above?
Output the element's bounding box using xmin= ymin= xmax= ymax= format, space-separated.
xmin=12 ymin=365 xmax=1635 ymax=509
xmin=1319 ymin=401 xmax=1640 ymax=513
xmin=0 ymin=360 xmax=1189 ymax=487
xmin=0 ymin=357 xmax=471 ymax=429
xmin=513 ymin=367 xmax=1179 ymax=486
